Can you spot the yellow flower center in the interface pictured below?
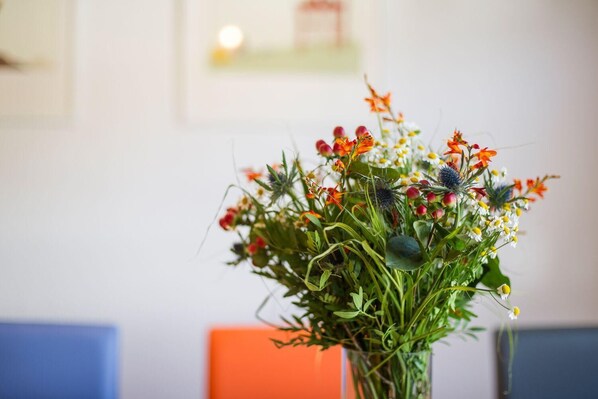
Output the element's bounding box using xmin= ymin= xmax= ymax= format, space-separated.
xmin=427 ymin=153 xmax=438 ymax=160
xmin=472 ymin=227 xmax=482 ymax=236
xmin=513 ymin=306 xmax=520 ymax=316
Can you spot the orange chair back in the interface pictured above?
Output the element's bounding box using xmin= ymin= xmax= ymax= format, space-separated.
xmin=208 ymin=327 xmax=342 ymax=399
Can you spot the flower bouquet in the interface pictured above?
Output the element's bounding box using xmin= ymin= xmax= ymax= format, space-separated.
xmin=218 ymin=82 xmax=556 ymax=399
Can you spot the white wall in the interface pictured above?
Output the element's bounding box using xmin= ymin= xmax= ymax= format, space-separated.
xmin=1 ymin=1 xmax=597 ymax=398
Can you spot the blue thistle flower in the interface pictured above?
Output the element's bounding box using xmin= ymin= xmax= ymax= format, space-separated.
xmin=438 ymin=166 xmax=462 ymax=190
xmin=368 ymin=180 xmax=399 ymax=210
xmin=487 ymin=184 xmax=513 ymax=208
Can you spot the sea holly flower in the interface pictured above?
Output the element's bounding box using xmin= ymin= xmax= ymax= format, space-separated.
xmin=509 ymin=306 xmax=521 ymax=320
xmin=497 ymin=284 xmax=511 ymax=300
xmin=438 ymin=166 xmax=462 ymax=190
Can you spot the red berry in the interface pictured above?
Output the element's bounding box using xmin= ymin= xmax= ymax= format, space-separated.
xmin=406 ymin=187 xmax=420 ymax=200
xmin=333 ymin=126 xmax=346 ymax=138
xmin=318 ymin=144 xmax=333 ymax=157
xmin=332 ymin=142 xmax=342 ymax=155
xmin=355 ymin=125 xmax=369 ymax=138
xmin=443 ymin=192 xmax=457 ymax=207
xmin=315 ymin=139 xmax=327 ymax=151
xmin=416 ymin=205 xmax=427 ymax=215
xmin=426 ymin=192 xmax=437 ymax=202
xmin=247 ymin=243 xmax=258 ymax=255
xmin=432 ymin=208 xmax=444 ymax=219
xmin=255 ymin=237 xmax=267 ymax=248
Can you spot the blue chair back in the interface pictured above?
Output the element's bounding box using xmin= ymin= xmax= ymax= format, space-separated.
xmin=496 ymin=327 xmax=598 ymax=399
xmin=0 ymin=322 xmax=119 ymax=399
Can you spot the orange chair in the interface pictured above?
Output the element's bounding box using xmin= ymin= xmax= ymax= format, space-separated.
xmin=208 ymin=326 xmax=343 ymax=399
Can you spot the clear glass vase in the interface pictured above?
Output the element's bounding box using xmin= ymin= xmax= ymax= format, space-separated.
xmin=341 ymin=348 xmax=432 ymax=399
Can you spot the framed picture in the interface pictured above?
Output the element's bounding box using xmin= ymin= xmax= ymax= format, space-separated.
xmin=180 ymin=0 xmax=389 ymax=128
xmin=0 ymin=0 xmax=73 ymax=119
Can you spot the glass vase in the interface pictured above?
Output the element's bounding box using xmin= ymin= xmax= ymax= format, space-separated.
xmin=341 ymin=348 xmax=432 ymax=399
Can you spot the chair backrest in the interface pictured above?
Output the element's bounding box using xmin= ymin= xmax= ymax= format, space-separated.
xmin=208 ymin=327 xmax=342 ymax=399
xmin=0 ymin=322 xmax=119 ymax=399
xmin=496 ymin=327 xmax=598 ymax=399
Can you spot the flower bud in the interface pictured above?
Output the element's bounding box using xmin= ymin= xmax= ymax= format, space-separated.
xmin=419 ymin=179 xmax=431 ymax=186
xmin=416 ymin=205 xmax=427 ymax=215
xmin=406 ymin=187 xmax=420 ymax=200
xmin=318 ymin=144 xmax=333 ymax=157
xmin=426 ymin=192 xmax=437 ymax=202
xmin=315 ymin=139 xmax=327 ymax=151
xmin=355 ymin=125 xmax=369 ymax=138
xmin=432 ymin=208 xmax=444 ymax=220
xmin=333 ymin=126 xmax=346 ymax=138
xmin=443 ymin=192 xmax=457 ymax=207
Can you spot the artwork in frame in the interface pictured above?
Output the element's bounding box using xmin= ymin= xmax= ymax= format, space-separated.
xmin=180 ymin=0 xmax=389 ymax=128
xmin=0 ymin=0 xmax=73 ymax=119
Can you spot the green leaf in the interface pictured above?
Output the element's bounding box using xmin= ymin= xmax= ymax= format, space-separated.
xmin=305 ymin=213 xmax=322 ymax=229
xmin=334 ymin=310 xmax=360 ymax=319
xmin=319 ymin=270 xmax=332 ymax=290
xmin=413 ymin=220 xmax=433 ymax=244
xmin=347 ymin=161 xmax=401 ymax=181
xmin=350 ymin=287 xmax=363 ymax=310
xmin=386 ymin=235 xmax=425 ymax=271
xmin=480 ymin=257 xmax=510 ymax=289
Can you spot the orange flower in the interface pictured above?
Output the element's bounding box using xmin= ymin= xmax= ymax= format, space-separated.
xmin=365 ymin=97 xmax=386 ymax=113
xmin=513 ymin=179 xmax=522 ymax=192
xmin=444 ymin=130 xmax=468 ymax=155
xmin=472 ymin=147 xmax=497 ymax=169
xmin=355 ymin=132 xmax=374 ymax=156
xmin=300 ymin=210 xmax=322 ymax=224
xmin=325 ymin=187 xmax=344 ymax=209
xmin=243 ymin=168 xmax=263 ymax=182
xmin=333 ymin=137 xmax=355 ymax=156
xmin=364 ymin=87 xmax=391 ymax=113
xmin=332 ymin=159 xmax=345 ymax=172
xmin=527 ymin=178 xmax=548 ymax=199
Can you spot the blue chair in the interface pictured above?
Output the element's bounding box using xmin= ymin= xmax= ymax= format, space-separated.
xmin=0 ymin=322 xmax=119 ymax=399
xmin=496 ymin=327 xmax=598 ymax=399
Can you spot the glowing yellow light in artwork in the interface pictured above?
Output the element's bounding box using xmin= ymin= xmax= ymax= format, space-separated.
xmin=218 ymin=25 xmax=244 ymax=50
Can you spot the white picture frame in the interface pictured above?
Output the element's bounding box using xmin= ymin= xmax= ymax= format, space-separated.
xmin=179 ymin=0 xmax=389 ymax=130
xmin=0 ymin=0 xmax=74 ymax=121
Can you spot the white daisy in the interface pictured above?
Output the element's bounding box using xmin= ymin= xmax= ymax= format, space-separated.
xmin=508 ymin=306 xmax=520 ymax=320
xmin=468 ymin=227 xmax=483 ymax=242
xmin=497 ymin=284 xmax=510 ymax=300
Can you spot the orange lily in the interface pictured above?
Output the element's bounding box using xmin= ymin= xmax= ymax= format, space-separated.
xmin=444 ymin=130 xmax=468 ymax=155
xmin=325 ymin=187 xmax=344 ymax=209
xmin=243 ymin=168 xmax=263 ymax=182
xmin=472 ymin=147 xmax=497 ymax=169
xmin=355 ymin=132 xmax=374 ymax=156
xmin=513 ymin=179 xmax=522 ymax=192
xmin=527 ymin=178 xmax=548 ymax=199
